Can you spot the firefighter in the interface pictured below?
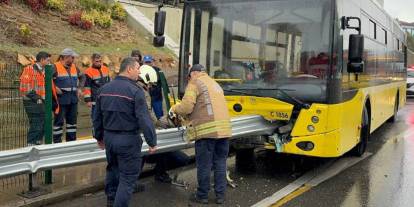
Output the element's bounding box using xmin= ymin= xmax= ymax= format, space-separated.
xmin=19 ymin=51 xmax=59 ymax=145
xmin=83 ymin=53 xmax=111 ymax=118
xmin=93 ymin=57 xmax=157 ymax=207
xmin=52 ymin=48 xmax=84 ymax=143
xmin=136 ymin=65 xmax=189 ymax=185
xmin=169 ymin=64 xmax=232 ymax=205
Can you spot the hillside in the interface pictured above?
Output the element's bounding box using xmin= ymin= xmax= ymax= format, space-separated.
xmin=0 ymin=0 xmax=177 ymax=80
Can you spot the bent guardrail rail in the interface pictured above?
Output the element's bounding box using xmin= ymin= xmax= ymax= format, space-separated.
xmin=0 ymin=115 xmax=276 ymax=178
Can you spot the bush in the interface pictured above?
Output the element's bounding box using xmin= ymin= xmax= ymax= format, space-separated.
xmin=81 ymin=10 xmax=97 ymax=25
xmin=0 ymin=0 xmax=11 ymax=5
xmin=19 ymin=24 xmax=31 ymax=37
xmin=46 ymin=0 xmax=64 ymax=11
xmin=82 ymin=10 xmax=112 ymax=28
xmin=80 ymin=20 xmax=93 ymax=30
xmin=95 ymin=12 xmax=112 ymax=28
xmin=69 ymin=11 xmax=83 ymax=26
xmin=79 ymin=0 xmax=108 ymax=12
xmin=110 ymin=2 xmax=126 ymax=21
xmin=25 ymin=0 xmax=47 ymax=13
xmin=69 ymin=11 xmax=92 ymax=30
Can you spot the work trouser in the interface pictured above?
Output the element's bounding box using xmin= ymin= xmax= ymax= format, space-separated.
xmin=144 ymin=151 xmax=190 ymax=176
xmin=195 ymin=138 xmax=229 ymax=200
xmin=104 ymin=131 xmax=142 ymax=207
xmin=151 ymin=99 xmax=163 ymax=119
xmin=91 ymin=104 xmax=96 ymax=120
xmin=53 ymin=103 xmax=77 ymax=143
xmin=23 ymin=99 xmax=45 ymax=145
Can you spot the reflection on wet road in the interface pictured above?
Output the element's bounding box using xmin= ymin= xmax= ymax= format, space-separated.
xmin=47 ymin=100 xmax=414 ymax=207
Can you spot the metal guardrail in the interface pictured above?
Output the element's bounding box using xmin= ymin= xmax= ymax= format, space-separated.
xmin=0 ymin=115 xmax=277 ymax=178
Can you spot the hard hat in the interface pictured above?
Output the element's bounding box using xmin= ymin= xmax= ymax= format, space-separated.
xmin=139 ymin=65 xmax=158 ymax=84
xmin=143 ymin=55 xmax=153 ymax=63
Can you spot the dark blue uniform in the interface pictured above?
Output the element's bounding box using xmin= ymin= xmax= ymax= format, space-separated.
xmin=93 ymin=76 xmax=156 ymax=207
xmin=149 ymin=66 xmax=165 ymax=119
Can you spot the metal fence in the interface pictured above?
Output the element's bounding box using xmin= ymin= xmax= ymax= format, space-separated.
xmin=0 ymin=63 xmax=41 ymax=193
xmin=0 ymin=63 xmax=29 ymax=151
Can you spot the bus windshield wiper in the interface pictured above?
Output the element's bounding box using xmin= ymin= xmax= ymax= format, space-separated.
xmin=226 ymin=88 xmax=310 ymax=109
xmin=223 ymin=89 xmax=266 ymax=98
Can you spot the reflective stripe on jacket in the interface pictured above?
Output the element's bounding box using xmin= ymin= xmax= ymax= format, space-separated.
xmin=83 ymin=66 xmax=110 ymax=103
xmin=20 ymin=64 xmax=60 ymax=114
xmin=173 ymin=73 xmax=231 ymax=141
xmin=53 ymin=62 xmax=79 ymax=105
xmin=19 ymin=64 xmax=46 ymax=99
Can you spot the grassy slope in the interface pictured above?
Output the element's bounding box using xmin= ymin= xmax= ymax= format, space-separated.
xmin=0 ymin=1 xmax=175 ymax=59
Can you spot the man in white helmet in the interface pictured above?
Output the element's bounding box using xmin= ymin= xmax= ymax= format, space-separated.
xmin=137 ymin=65 xmax=162 ymax=125
xmin=136 ymin=64 xmax=190 ymax=185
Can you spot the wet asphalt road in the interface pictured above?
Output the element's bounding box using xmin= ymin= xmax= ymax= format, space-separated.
xmin=47 ymin=99 xmax=414 ymax=207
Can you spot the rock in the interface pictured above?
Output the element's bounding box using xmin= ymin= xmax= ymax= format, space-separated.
xmin=17 ymin=53 xmax=32 ymax=66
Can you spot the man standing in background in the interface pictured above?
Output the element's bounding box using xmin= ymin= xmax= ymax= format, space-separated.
xmin=83 ymin=53 xmax=111 ymax=119
xmin=52 ymin=48 xmax=84 ymax=143
xmin=19 ymin=51 xmax=58 ymax=145
xmin=143 ymin=55 xmax=170 ymax=119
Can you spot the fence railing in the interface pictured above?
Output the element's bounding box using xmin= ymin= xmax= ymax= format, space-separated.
xmin=0 ymin=63 xmax=29 ymax=151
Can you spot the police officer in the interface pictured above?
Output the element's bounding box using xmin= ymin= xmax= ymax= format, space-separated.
xmin=169 ymin=64 xmax=232 ymax=205
xmin=93 ymin=57 xmax=157 ymax=207
xmin=52 ymin=48 xmax=84 ymax=143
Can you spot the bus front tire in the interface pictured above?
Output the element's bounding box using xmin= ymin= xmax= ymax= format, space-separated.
xmin=351 ymin=107 xmax=369 ymax=157
xmin=235 ymin=148 xmax=256 ymax=172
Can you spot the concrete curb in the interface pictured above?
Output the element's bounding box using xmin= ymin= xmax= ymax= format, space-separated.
xmin=1 ymin=153 xmax=195 ymax=207
xmin=2 ymin=181 xmax=104 ymax=207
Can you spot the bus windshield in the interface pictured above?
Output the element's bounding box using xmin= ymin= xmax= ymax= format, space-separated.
xmin=179 ymin=0 xmax=333 ymax=103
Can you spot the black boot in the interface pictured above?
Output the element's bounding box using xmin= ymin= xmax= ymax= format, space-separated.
xmin=189 ymin=193 xmax=208 ymax=204
xmin=154 ymin=172 xmax=172 ymax=183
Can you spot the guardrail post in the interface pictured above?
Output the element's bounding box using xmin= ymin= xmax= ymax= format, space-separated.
xmin=44 ymin=64 xmax=53 ymax=184
xmin=19 ymin=173 xmax=50 ymax=198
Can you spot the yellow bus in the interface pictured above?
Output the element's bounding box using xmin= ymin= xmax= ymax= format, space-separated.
xmin=157 ymin=0 xmax=408 ymax=158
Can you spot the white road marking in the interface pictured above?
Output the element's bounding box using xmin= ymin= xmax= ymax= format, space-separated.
xmin=252 ymin=153 xmax=371 ymax=207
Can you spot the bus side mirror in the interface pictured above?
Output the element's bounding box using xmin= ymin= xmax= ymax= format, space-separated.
xmin=347 ymin=34 xmax=364 ymax=73
xmin=153 ymin=8 xmax=166 ymax=47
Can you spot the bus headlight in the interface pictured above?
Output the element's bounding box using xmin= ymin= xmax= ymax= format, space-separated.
xmin=307 ymin=125 xmax=315 ymax=132
xmin=311 ymin=116 xmax=319 ymax=123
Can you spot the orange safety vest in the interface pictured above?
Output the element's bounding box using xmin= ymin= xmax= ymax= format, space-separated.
xmin=83 ymin=65 xmax=110 ymax=102
xmin=20 ymin=64 xmax=46 ymax=99
xmin=54 ymin=61 xmax=79 ymax=105
xmin=19 ymin=64 xmax=60 ymax=114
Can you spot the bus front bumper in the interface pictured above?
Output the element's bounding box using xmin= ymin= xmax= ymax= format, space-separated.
xmin=265 ymin=129 xmax=344 ymax=158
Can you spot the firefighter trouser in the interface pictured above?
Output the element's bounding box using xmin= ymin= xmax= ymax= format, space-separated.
xmin=23 ymin=100 xmax=45 ymax=145
xmin=53 ymin=103 xmax=77 ymax=143
xmin=104 ymin=131 xmax=142 ymax=207
xmin=195 ymin=138 xmax=229 ymax=200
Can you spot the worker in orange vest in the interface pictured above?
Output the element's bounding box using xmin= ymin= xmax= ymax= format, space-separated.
xmin=83 ymin=53 xmax=111 ymax=119
xmin=19 ymin=51 xmax=59 ymax=145
xmin=52 ymin=48 xmax=84 ymax=143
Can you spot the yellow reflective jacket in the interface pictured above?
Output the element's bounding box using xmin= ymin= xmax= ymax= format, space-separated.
xmin=173 ymin=73 xmax=231 ymax=141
